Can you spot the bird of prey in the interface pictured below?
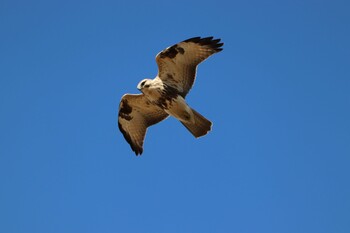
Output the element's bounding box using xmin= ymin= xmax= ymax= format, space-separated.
xmin=118 ymin=36 xmax=223 ymax=155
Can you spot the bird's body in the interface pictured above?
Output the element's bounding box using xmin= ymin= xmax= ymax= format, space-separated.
xmin=137 ymin=78 xmax=194 ymax=123
xmin=164 ymin=95 xmax=194 ymax=124
xmin=118 ymin=36 xmax=224 ymax=155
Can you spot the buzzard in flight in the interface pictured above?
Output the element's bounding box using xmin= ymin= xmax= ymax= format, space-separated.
xmin=118 ymin=36 xmax=223 ymax=155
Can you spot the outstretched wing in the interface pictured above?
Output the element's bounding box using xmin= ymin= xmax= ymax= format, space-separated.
xmin=118 ymin=94 xmax=169 ymax=155
xmin=156 ymin=36 xmax=223 ymax=97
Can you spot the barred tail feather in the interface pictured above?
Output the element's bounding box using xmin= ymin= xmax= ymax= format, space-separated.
xmin=181 ymin=108 xmax=212 ymax=138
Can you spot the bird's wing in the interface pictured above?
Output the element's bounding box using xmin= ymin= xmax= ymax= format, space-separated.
xmin=156 ymin=36 xmax=223 ymax=97
xmin=118 ymin=94 xmax=169 ymax=155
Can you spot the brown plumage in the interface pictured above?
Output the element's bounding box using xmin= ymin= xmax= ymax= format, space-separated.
xmin=118 ymin=36 xmax=223 ymax=155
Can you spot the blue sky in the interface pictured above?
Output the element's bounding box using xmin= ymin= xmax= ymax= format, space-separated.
xmin=1 ymin=0 xmax=349 ymax=232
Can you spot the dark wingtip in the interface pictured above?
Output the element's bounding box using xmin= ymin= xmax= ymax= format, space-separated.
xmin=183 ymin=36 xmax=224 ymax=52
xmin=134 ymin=148 xmax=143 ymax=156
xmin=131 ymin=143 xmax=143 ymax=156
xmin=118 ymin=121 xmax=143 ymax=156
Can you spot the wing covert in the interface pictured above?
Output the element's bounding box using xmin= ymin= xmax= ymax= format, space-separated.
xmin=118 ymin=94 xmax=168 ymax=155
xmin=156 ymin=36 xmax=223 ymax=97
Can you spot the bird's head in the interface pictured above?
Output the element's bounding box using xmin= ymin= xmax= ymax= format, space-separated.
xmin=137 ymin=79 xmax=152 ymax=91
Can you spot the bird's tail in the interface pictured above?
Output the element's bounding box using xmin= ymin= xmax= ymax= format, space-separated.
xmin=180 ymin=108 xmax=212 ymax=138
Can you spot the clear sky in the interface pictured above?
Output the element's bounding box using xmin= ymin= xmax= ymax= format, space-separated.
xmin=1 ymin=0 xmax=349 ymax=232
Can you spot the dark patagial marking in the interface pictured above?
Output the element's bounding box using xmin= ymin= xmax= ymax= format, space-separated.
xmin=177 ymin=46 xmax=185 ymax=54
xmin=159 ymin=45 xmax=178 ymax=59
xmin=159 ymin=45 xmax=185 ymax=59
xmin=119 ymin=99 xmax=133 ymax=121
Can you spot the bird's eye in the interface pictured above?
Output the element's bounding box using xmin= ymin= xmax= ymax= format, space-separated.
xmin=141 ymin=81 xmax=146 ymax=87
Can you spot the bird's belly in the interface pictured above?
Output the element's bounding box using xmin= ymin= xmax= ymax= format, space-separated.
xmin=164 ymin=96 xmax=194 ymax=123
xmin=143 ymin=88 xmax=194 ymax=123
